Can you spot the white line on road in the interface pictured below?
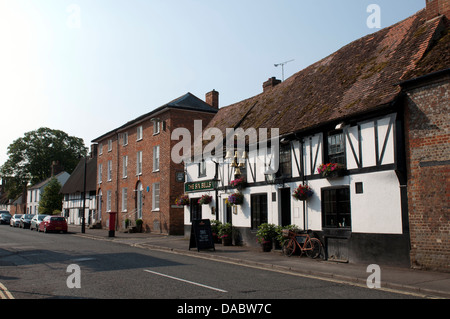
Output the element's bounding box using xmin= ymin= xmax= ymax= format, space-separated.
xmin=143 ymin=269 xmax=227 ymax=293
xmin=0 ymin=282 xmax=14 ymax=299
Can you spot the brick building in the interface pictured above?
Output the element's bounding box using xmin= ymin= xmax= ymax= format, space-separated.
xmin=92 ymin=92 xmax=218 ymax=234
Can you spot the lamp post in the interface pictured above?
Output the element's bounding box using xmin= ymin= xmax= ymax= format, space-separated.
xmin=81 ymin=157 xmax=87 ymax=234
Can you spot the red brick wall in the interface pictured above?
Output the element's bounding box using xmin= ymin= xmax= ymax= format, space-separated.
xmin=404 ymin=75 xmax=450 ymax=271
xmin=96 ymin=108 xmax=216 ymax=235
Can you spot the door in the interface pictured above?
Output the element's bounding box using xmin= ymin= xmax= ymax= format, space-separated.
xmin=280 ymin=188 xmax=291 ymax=226
xmin=190 ymin=198 xmax=202 ymax=222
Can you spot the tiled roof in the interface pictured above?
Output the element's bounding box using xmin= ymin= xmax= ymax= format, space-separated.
xmin=204 ymin=9 xmax=447 ymax=138
xmin=60 ymin=157 xmax=97 ymax=194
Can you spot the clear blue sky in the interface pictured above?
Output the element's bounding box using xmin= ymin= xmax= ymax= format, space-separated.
xmin=0 ymin=0 xmax=426 ymax=166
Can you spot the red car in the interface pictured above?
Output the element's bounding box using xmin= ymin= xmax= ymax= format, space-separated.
xmin=39 ymin=216 xmax=68 ymax=233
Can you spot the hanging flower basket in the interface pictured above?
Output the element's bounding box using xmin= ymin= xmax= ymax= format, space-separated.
xmin=226 ymin=192 xmax=244 ymax=206
xmin=230 ymin=177 xmax=247 ymax=190
xmin=198 ymin=194 xmax=213 ymax=205
xmin=317 ymin=163 xmax=345 ymax=178
xmin=175 ymin=194 xmax=189 ymax=206
xmin=292 ymin=184 xmax=314 ymax=201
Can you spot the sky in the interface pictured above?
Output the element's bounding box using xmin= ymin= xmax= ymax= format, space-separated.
xmin=0 ymin=0 xmax=426 ymax=166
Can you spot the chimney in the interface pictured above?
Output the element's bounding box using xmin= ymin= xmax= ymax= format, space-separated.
xmin=90 ymin=144 xmax=98 ymax=158
xmin=263 ymin=77 xmax=282 ymax=92
xmin=50 ymin=161 xmax=64 ymax=176
xmin=426 ymin=0 xmax=450 ymax=21
xmin=205 ymin=90 xmax=219 ymax=109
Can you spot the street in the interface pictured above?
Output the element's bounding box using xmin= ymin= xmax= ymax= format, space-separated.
xmin=0 ymin=224 xmax=421 ymax=301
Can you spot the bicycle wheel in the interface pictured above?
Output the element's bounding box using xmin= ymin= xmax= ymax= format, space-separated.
xmin=282 ymin=239 xmax=296 ymax=257
xmin=305 ymin=238 xmax=322 ymax=259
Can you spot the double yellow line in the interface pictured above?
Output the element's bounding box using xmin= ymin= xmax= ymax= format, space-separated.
xmin=0 ymin=282 xmax=14 ymax=299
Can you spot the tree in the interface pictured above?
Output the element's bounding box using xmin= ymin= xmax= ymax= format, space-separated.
xmin=38 ymin=177 xmax=63 ymax=215
xmin=0 ymin=127 xmax=87 ymax=200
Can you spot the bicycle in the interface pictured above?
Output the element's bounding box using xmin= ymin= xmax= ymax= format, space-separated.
xmin=281 ymin=229 xmax=323 ymax=259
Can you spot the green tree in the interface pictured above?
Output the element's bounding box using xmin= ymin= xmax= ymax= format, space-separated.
xmin=38 ymin=177 xmax=63 ymax=215
xmin=0 ymin=127 xmax=87 ymax=200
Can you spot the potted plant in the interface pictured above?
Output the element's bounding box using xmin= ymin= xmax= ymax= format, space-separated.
xmin=135 ymin=218 xmax=143 ymax=233
xmin=198 ymin=194 xmax=213 ymax=205
xmin=175 ymin=194 xmax=189 ymax=206
xmin=124 ymin=218 xmax=130 ymax=229
xmin=210 ymin=219 xmax=222 ymax=243
xmin=218 ymin=222 xmax=233 ymax=246
xmin=292 ymin=184 xmax=314 ymax=201
xmin=230 ymin=177 xmax=247 ymax=190
xmin=256 ymin=223 xmax=277 ymax=252
xmin=317 ymin=163 xmax=345 ymax=178
xmin=226 ymin=192 xmax=244 ymax=206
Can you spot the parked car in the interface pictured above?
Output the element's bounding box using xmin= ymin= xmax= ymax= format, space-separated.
xmin=10 ymin=214 xmax=23 ymax=227
xmin=0 ymin=211 xmax=11 ymax=224
xmin=39 ymin=216 xmax=68 ymax=233
xmin=19 ymin=214 xmax=35 ymax=229
xmin=30 ymin=214 xmax=48 ymax=231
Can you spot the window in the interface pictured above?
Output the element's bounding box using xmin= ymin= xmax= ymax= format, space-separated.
xmin=137 ymin=151 xmax=143 ymax=175
xmin=122 ymin=132 xmax=128 ymax=146
xmin=137 ymin=126 xmax=143 ymax=141
xmin=327 ymin=131 xmax=346 ymax=166
xmin=198 ymin=159 xmax=206 ymax=177
xmin=251 ymin=194 xmax=268 ymax=230
xmin=108 ymin=139 xmax=112 ymax=152
xmin=136 ymin=182 xmax=143 ymax=219
xmin=277 ymin=143 xmax=292 ymax=178
xmin=152 ymin=183 xmax=160 ymax=210
xmin=153 ymin=121 xmax=160 ymax=135
xmin=153 ymin=146 xmax=160 ymax=172
xmin=106 ymin=190 xmax=112 ymax=212
xmin=123 ymin=156 xmax=128 ymax=178
xmin=107 ymin=160 xmax=112 ymax=181
xmin=98 ymin=164 xmax=103 ymax=184
xmin=99 ymin=143 xmax=103 ymax=155
xmin=122 ymin=188 xmax=127 ymax=212
xmin=322 ymin=187 xmax=351 ymax=229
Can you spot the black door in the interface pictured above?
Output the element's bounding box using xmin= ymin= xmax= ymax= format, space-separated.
xmin=280 ymin=188 xmax=291 ymax=226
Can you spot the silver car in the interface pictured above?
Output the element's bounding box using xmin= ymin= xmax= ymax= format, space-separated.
xmin=30 ymin=214 xmax=48 ymax=231
xmin=10 ymin=214 xmax=23 ymax=227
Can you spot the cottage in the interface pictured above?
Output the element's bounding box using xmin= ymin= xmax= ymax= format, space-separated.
xmin=184 ymin=1 xmax=449 ymax=269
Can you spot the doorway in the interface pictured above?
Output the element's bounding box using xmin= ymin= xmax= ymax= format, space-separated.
xmin=280 ymin=188 xmax=291 ymax=226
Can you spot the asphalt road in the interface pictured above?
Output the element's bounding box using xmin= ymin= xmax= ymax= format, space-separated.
xmin=0 ymin=224 xmax=420 ymax=302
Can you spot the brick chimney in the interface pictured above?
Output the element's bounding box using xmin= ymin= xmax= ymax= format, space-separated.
xmin=205 ymin=90 xmax=219 ymax=109
xmin=263 ymin=77 xmax=281 ymax=92
xmin=426 ymin=0 xmax=450 ymax=21
xmin=50 ymin=160 xmax=64 ymax=176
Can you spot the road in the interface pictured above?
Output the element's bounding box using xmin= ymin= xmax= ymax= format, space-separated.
xmin=0 ymin=224 xmax=421 ymax=302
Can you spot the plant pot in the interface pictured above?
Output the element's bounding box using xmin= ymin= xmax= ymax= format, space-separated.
xmin=261 ymin=240 xmax=272 ymax=252
xmin=222 ymin=236 xmax=232 ymax=246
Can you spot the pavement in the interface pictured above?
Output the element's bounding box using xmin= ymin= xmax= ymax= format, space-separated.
xmin=67 ymin=225 xmax=450 ymax=299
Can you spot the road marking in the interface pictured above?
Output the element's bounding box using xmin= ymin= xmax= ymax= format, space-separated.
xmin=144 ymin=269 xmax=227 ymax=293
xmin=0 ymin=282 xmax=14 ymax=299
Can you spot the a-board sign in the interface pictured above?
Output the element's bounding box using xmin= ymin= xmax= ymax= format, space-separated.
xmin=189 ymin=219 xmax=215 ymax=252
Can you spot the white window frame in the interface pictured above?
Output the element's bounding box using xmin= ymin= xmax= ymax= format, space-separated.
xmin=153 ymin=121 xmax=160 ymax=135
xmin=137 ymin=151 xmax=143 ymax=175
xmin=122 ymin=132 xmax=128 ymax=146
xmin=107 ymin=160 xmax=112 ymax=181
xmin=108 ymin=139 xmax=112 ymax=152
xmin=152 ymin=183 xmax=160 ymax=211
xmin=98 ymin=163 xmax=103 ymax=184
xmin=99 ymin=143 xmax=103 ymax=155
xmin=122 ymin=155 xmax=128 ymax=178
xmin=121 ymin=188 xmax=127 ymax=212
xmin=106 ymin=190 xmax=112 ymax=212
xmin=137 ymin=126 xmax=143 ymax=141
xmin=153 ymin=145 xmax=160 ymax=172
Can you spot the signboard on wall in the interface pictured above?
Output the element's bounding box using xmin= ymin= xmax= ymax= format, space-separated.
xmin=185 ymin=180 xmax=215 ymax=193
